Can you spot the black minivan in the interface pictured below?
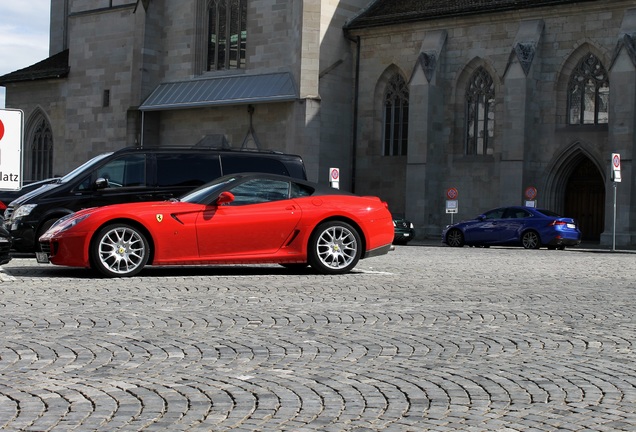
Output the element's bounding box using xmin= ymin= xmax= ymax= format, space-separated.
xmin=5 ymin=146 xmax=307 ymax=252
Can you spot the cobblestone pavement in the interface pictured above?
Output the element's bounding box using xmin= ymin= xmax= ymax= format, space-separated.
xmin=1 ymin=244 xmax=636 ymax=431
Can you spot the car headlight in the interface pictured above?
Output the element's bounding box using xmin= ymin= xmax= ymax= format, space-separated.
xmin=12 ymin=204 xmax=37 ymax=220
xmin=49 ymin=213 xmax=91 ymax=234
xmin=409 ymin=223 xmax=414 ymax=229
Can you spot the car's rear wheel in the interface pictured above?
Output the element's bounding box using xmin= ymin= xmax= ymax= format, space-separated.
xmin=446 ymin=229 xmax=465 ymax=247
xmin=90 ymin=224 xmax=149 ymax=277
xmin=308 ymin=221 xmax=361 ymax=274
xmin=521 ymin=231 xmax=541 ymax=249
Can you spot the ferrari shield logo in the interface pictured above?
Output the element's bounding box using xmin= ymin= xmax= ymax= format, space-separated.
xmin=156 ymin=214 xmax=163 ymax=223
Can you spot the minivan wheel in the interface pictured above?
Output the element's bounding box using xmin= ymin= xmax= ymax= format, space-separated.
xmin=35 ymin=218 xmax=59 ymax=252
xmin=90 ymin=224 xmax=149 ymax=277
xmin=308 ymin=221 xmax=361 ymax=274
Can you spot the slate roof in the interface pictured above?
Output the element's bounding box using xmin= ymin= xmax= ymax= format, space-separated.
xmin=0 ymin=49 xmax=69 ymax=85
xmin=345 ymin=0 xmax=600 ymax=29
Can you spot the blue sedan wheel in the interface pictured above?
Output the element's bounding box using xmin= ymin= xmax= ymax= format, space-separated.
xmin=521 ymin=231 xmax=541 ymax=249
xmin=446 ymin=229 xmax=465 ymax=247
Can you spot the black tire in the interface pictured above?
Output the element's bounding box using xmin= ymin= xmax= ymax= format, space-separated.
xmin=558 ymin=245 xmax=566 ymax=251
xmin=521 ymin=231 xmax=541 ymax=249
xmin=90 ymin=224 xmax=149 ymax=277
xmin=35 ymin=218 xmax=59 ymax=252
xmin=307 ymin=221 xmax=361 ymax=274
xmin=446 ymin=229 xmax=465 ymax=247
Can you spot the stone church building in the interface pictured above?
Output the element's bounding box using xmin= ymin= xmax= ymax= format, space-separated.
xmin=2 ymin=0 xmax=636 ymax=246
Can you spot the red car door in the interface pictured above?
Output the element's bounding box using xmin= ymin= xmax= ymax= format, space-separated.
xmin=195 ymin=199 xmax=301 ymax=257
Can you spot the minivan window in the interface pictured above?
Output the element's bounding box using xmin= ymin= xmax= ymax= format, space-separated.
xmin=77 ymin=154 xmax=147 ymax=190
xmin=221 ymin=155 xmax=289 ymax=176
xmin=60 ymin=152 xmax=113 ymax=183
xmin=156 ymin=154 xmax=222 ymax=187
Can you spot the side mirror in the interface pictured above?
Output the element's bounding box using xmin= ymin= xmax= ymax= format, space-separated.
xmin=476 ymin=215 xmax=486 ymax=221
xmin=95 ymin=177 xmax=109 ymax=190
xmin=216 ymin=191 xmax=235 ymax=206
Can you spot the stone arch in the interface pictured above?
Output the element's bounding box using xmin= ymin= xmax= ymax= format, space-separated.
xmin=452 ymin=57 xmax=501 ymax=155
xmin=555 ymin=42 xmax=611 ymax=125
xmin=24 ymin=108 xmax=54 ymax=181
xmin=543 ymin=143 xmax=606 ymax=241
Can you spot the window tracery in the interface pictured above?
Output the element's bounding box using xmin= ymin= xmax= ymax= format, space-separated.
xmin=465 ymin=67 xmax=495 ymax=155
xmin=383 ymin=74 xmax=409 ymax=156
xmin=567 ymin=53 xmax=609 ymax=125
xmin=208 ymin=0 xmax=247 ymax=71
xmin=30 ymin=117 xmax=53 ymax=181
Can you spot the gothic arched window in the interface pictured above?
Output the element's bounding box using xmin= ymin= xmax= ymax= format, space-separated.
xmin=208 ymin=0 xmax=247 ymax=71
xmin=30 ymin=117 xmax=53 ymax=181
xmin=383 ymin=74 xmax=409 ymax=156
xmin=465 ymin=67 xmax=495 ymax=155
xmin=567 ymin=53 xmax=609 ymax=125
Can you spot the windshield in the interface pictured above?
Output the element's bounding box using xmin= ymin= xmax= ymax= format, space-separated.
xmin=59 ymin=152 xmax=114 ymax=183
xmin=180 ymin=175 xmax=240 ymax=204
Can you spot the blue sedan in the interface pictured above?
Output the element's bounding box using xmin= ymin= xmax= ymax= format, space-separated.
xmin=442 ymin=206 xmax=582 ymax=250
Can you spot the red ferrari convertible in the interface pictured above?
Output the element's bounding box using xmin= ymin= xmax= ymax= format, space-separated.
xmin=38 ymin=173 xmax=394 ymax=277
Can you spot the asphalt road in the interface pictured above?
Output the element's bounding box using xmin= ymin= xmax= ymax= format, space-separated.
xmin=1 ymin=244 xmax=635 ymax=431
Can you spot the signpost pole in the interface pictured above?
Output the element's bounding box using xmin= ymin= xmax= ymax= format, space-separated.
xmin=612 ymin=181 xmax=617 ymax=252
xmin=610 ymin=153 xmax=621 ymax=252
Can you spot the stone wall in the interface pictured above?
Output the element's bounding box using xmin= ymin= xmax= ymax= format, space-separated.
xmin=348 ymin=1 xmax=636 ymax=244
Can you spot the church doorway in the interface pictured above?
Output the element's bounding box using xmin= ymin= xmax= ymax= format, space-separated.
xmin=564 ymin=158 xmax=605 ymax=241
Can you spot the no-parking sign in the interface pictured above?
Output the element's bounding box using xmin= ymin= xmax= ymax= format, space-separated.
xmin=611 ymin=153 xmax=621 ymax=182
xmin=446 ymin=187 xmax=458 ymax=200
xmin=329 ymin=167 xmax=340 ymax=189
xmin=0 ymin=109 xmax=23 ymax=190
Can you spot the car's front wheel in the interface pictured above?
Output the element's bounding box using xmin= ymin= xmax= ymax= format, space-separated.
xmin=308 ymin=221 xmax=361 ymax=274
xmin=446 ymin=229 xmax=465 ymax=247
xmin=35 ymin=218 xmax=59 ymax=252
xmin=90 ymin=223 xmax=149 ymax=277
xmin=521 ymin=231 xmax=541 ymax=249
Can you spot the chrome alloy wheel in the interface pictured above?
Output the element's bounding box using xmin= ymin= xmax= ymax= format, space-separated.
xmin=310 ymin=222 xmax=361 ymax=274
xmin=97 ymin=225 xmax=148 ymax=276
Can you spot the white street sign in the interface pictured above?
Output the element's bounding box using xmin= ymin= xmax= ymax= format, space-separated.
xmin=0 ymin=109 xmax=23 ymax=190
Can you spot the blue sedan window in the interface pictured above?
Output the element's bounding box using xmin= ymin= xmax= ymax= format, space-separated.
xmin=483 ymin=208 xmax=505 ymax=219
xmin=503 ymin=209 xmax=532 ymax=219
